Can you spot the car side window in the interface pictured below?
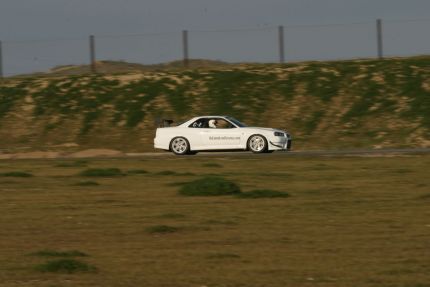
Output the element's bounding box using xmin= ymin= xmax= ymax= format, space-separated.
xmin=189 ymin=119 xmax=208 ymax=128
xmin=189 ymin=118 xmax=236 ymax=129
xmin=216 ymin=118 xmax=236 ymax=129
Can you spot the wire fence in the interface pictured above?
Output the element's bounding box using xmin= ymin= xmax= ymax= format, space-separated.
xmin=1 ymin=18 xmax=430 ymax=77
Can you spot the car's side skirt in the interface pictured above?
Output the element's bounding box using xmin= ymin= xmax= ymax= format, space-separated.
xmin=191 ymin=145 xmax=246 ymax=151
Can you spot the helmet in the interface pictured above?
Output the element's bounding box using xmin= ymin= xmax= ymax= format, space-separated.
xmin=208 ymin=119 xmax=217 ymax=128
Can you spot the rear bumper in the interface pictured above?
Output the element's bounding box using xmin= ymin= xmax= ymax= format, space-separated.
xmin=154 ymin=137 xmax=170 ymax=150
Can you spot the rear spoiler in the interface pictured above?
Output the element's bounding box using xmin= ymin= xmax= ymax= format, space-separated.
xmin=156 ymin=119 xmax=174 ymax=128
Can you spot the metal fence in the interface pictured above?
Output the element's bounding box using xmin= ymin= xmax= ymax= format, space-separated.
xmin=1 ymin=18 xmax=429 ymax=77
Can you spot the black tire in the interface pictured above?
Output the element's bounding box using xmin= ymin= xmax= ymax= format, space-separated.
xmin=170 ymin=137 xmax=191 ymax=155
xmin=247 ymin=134 xmax=268 ymax=154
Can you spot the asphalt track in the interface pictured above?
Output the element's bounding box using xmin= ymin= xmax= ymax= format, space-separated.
xmin=129 ymin=148 xmax=430 ymax=159
xmin=1 ymin=148 xmax=429 ymax=160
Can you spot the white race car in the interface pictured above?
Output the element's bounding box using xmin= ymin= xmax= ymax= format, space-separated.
xmin=154 ymin=116 xmax=292 ymax=155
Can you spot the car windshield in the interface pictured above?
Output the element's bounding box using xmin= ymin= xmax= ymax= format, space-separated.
xmin=226 ymin=117 xmax=247 ymax=127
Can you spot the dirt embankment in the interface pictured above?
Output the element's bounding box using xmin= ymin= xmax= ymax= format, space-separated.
xmin=1 ymin=56 xmax=429 ymax=154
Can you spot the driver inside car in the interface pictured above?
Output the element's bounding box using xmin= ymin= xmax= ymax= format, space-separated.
xmin=208 ymin=119 xmax=218 ymax=128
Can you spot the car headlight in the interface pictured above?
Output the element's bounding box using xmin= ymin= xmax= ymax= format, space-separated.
xmin=274 ymin=132 xmax=285 ymax=137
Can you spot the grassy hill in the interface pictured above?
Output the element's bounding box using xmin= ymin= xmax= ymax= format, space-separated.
xmin=15 ymin=59 xmax=230 ymax=78
xmin=0 ymin=57 xmax=429 ymax=153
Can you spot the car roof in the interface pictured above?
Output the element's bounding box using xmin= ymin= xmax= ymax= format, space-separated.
xmin=196 ymin=115 xmax=228 ymax=118
xmin=190 ymin=116 xmax=230 ymax=121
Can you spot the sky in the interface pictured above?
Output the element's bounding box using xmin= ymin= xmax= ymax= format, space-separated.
xmin=1 ymin=0 xmax=430 ymax=76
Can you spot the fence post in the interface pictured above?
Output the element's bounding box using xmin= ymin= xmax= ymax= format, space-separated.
xmin=278 ymin=26 xmax=285 ymax=64
xmin=376 ymin=19 xmax=384 ymax=59
xmin=0 ymin=40 xmax=3 ymax=79
xmin=89 ymin=35 xmax=96 ymax=73
xmin=182 ymin=30 xmax=189 ymax=67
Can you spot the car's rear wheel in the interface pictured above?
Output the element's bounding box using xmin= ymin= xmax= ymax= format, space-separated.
xmin=248 ymin=135 xmax=267 ymax=153
xmin=170 ymin=137 xmax=190 ymax=155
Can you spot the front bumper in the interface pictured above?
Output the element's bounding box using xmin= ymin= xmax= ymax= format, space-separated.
xmin=269 ymin=138 xmax=292 ymax=151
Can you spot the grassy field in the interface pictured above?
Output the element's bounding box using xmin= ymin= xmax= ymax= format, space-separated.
xmin=1 ymin=154 xmax=429 ymax=287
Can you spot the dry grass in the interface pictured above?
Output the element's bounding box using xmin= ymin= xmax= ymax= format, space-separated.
xmin=0 ymin=154 xmax=429 ymax=287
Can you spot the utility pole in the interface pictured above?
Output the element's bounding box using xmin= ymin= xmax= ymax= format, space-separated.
xmin=89 ymin=35 xmax=96 ymax=73
xmin=278 ymin=26 xmax=285 ymax=64
xmin=182 ymin=30 xmax=189 ymax=67
xmin=376 ymin=19 xmax=384 ymax=59
xmin=0 ymin=40 xmax=3 ymax=79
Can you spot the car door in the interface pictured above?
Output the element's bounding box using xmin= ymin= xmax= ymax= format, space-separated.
xmin=186 ymin=118 xmax=206 ymax=150
xmin=201 ymin=118 xmax=242 ymax=149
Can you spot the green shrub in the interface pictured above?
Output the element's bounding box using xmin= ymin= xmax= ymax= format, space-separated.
xmin=79 ymin=168 xmax=123 ymax=177
xmin=0 ymin=171 xmax=33 ymax=177
xmin=418 ymin=193 xmax=430 ymax=199
xmin=202 ymin=163 xmax=223 ymax=168
xmin=30 ymin=250 xmax=88 ymax=257
xmin=236 ymin=189 xmax=290 ymax=199
xmin=180 ymin=172 xmax=196 ymax=176
xmin=156 ymin=171 xmax=195 ymax=176
xmin=146 ymin=225 xmax=180 ymax=234
xmin=179 ymin=176 xmax=241 ymax=196
xmin=156 ymin=170 xmax=177 ymax=176
xmin=127 ymin=169 xmax=149 ymax=175
xmin=35 ymin=259 xmax=96 ymax=273
xmin=55 ymin=160 xmax=88 ymax=168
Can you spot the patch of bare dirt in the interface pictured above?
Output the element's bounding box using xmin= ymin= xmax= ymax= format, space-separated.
xmin=422 ymin=81 xmax=430 ymax=92
xmin=320 ymin=67 xmax=340 ymax=76
xmin=315 ymin=90 xmax=355 ymax=133
xmin=51 ymin=143 xmax=79 ymax=148
xmin=0 ymin=151 xmax=63 ymax=160
xmin=69 ymin=149 xmax=124 ymax=158
xmin=371 ymin=73 xmax=385 ymax=84
xmin=407 ymin=128 xmax=430 ymax=148
xmin=149 ymin=95 xmax=175 ymax=114
xmin=105 ymin=74 xmax=144 ymax=85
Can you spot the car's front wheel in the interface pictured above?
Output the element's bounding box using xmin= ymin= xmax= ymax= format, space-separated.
xmin=248 ymin=135 xmax=267 ymax=153
xmin=170 ymin=137 xmax=191 ymax=155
